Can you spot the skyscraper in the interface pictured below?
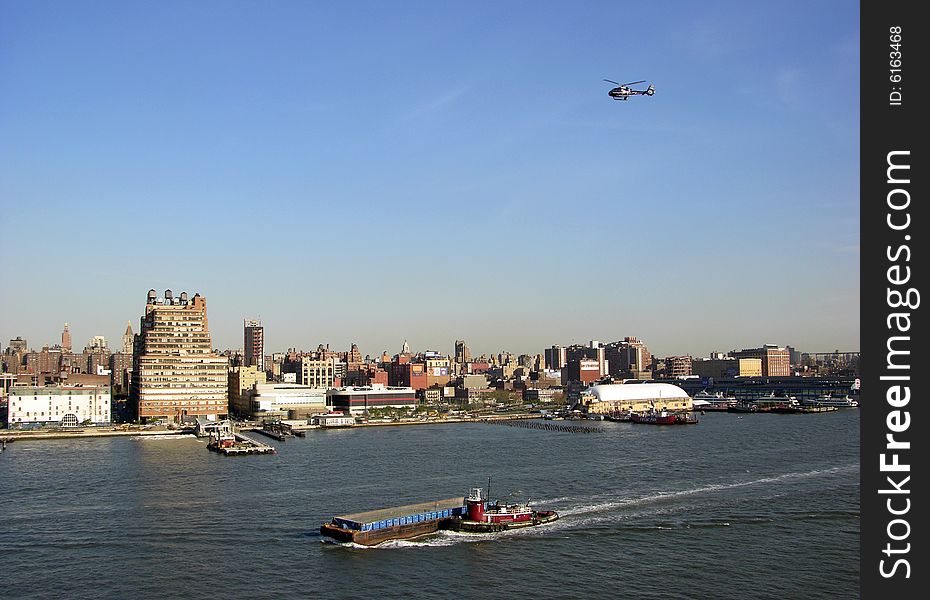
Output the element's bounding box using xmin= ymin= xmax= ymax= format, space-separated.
xmin=122 ymin=321 xmax=133 ymax=354
xmin=61 ymin=323 xmax=71 ymax=352
xmin=544 ymin=345 xmax=567 ymax=370
xmin=244 ymin=319 xmax=264 ymax=371
xmin=454 ymin=340 xmax=472 ymax=364
xmin=131 ymin=289 xmax=228 ymax=423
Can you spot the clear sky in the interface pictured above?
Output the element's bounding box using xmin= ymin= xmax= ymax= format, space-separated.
xmin=0 ymin=0 xmax=859 ymax=359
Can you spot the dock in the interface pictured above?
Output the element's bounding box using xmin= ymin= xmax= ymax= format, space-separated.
xmin=248 ymin=420 xmax=303 ymax=441
xmin=253 ymin=428 xmax=288 ymax=441
xmin=208 ymin=433 xmax=276 ymax=456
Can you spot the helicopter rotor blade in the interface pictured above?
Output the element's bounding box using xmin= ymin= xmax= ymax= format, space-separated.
xmin=622 ymin=80 xmax=647 ymax=86
xmin=603 ymin=79 xmax=622 ymax=85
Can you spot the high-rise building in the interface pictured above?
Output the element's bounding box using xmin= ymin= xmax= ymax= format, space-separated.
xmin=544 ymin=345 xmax=567 ymax=370
xmin=569 ymin=343 xmax=607 ymax=375
xmin=61 ymin=323 xmax=72 ymax=352
xmin=732 ymin=345 xmax=791 ymax=377
xmin=561 ymin=358 xmax=602 ymax=385
xmin=454 ymin=340 xmax=472 ymax=364
xmin=244 ymin=319 xmax=264 ymax=371
xmin=122 ymin=321 xmax=133 ymax=354
xmin=2 ymin=338 xmax=28 ymax=375
xmin=85 ymin=336 xmax=108 ymax=352
xmin=25 ymin=346 xmax=62 ymax=375
xmin=8 ymin=337 xmax=28 ymax=354
xmin=109 ymin=352 xmax=133 ymax=393
xmin=691 ymin=357 xmax=762 ymax=378
xmin=131 ymin=289 xmax=228 ymax=423
xmin=346 ymin=343 xmax=363 ymax=369
xmin=663 ymin=356 xmax=692 ymax=379
xmin=298 ymin=357 xmax=339 ymax=388
xmin=605 ymin=337 xmax=652 ymax=379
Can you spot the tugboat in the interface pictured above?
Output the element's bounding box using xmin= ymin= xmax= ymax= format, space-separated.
xmin=320 ymin=484 xmax=559 ymax=545
xmin=447 ymin=487 xmax=559 ymax=533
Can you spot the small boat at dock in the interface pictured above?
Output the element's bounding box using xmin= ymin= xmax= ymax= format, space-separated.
xmin=630 ymin=409 xmax=682 ymax=425
xmin=691 ymin=390 xmax=736 ymax=411
xmin=603 ymin=411 xmax=631 ymax=422
xmin=804 ymin=393 xmax=859 ymax=408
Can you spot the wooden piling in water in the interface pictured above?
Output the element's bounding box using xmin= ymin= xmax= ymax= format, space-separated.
xmin=488 ymin=419 xmax=604 ymax=433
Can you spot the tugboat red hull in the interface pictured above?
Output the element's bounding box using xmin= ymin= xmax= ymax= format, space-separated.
xmin=448 ymin=510 xmax=560 ymax=533
xmin=630 ymin=413 xmax=678 ymax=425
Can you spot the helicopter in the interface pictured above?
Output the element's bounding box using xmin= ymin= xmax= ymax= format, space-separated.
xmin=603 ymin=79 xmax=655 ymax=101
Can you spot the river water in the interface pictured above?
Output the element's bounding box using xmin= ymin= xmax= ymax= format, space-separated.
xmin=0 ymin=411 xmax=859 ymax=599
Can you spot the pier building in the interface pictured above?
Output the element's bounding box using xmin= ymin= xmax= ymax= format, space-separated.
xmin=585 ymin=382 xmax=692 ymax=414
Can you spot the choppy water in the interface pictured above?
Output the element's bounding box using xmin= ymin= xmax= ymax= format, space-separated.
xmin=0 ymin=411 xmax=859 ymax=599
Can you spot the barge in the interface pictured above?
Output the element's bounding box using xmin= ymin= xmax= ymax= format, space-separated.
xmin=320 ymin=497 xmax=467 ymax=545
xmin=320 ymin=487 xmax=559 ymax=545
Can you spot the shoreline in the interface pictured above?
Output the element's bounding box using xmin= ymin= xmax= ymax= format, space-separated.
xmin=0 ymin=413 xmax=545 ymax=442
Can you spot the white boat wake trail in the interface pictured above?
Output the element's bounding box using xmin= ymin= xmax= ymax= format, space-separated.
xmin=558 ymin=464 xmax=858 ymax=521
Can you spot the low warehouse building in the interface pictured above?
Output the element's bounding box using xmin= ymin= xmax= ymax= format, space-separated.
xmin=7 ymin=384 xmax=111 ymax=427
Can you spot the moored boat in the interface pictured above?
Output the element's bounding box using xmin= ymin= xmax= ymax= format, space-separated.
xmin=741 ymin=393 xmax=799 ymax=412
xmin=630 ymin=410 xmax=679 ymax=425
xmin=604 ymin=411 xmax=631 ymax=422
xmin=804 ymin=393 xmax=859 ymax=408
xmin=692 ymin=390 xmax=737 ymax=411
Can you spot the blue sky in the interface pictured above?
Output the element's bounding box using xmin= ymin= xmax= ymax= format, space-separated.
xmin=0 ymin=1 xmax=859 ymax=358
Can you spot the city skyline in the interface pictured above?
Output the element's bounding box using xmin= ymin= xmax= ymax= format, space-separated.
xmin=1 ymin=297 xmax=855 ymax=361
xmin=0 ymin=2 xmax=859 ymax=358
